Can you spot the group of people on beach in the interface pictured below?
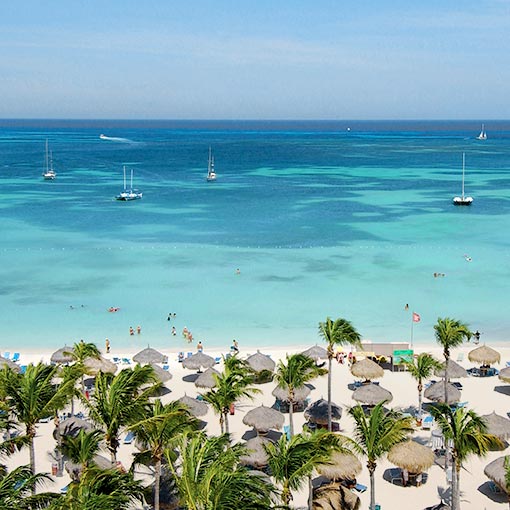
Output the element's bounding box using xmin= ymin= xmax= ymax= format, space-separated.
xmin=129 ymin=325 xmax=141 ymax=336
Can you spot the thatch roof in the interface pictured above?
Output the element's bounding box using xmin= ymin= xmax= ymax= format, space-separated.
xmin=482 ymin=412 xmax=510 ymax=439
xmin=133 ymin=347 xmax=167 ymax=364
xmin=302 ymin=345 xmax=329 ymax=361
xmin=243 ymin=405 xmax=284 ymax=432
xmin=246 ymin=351 xmax=276 ymax=372
xmin=468 ymin=345 xmax=501 ymax=365
xmin=350 ymin=358 xmax=384 ymax=380
xmin=499 ymin=367 xmax=510 ymax=383
xmin=84 ymin=356 xmax=117 ymax=375
xmin=150 ymin=364 xmax=172 ymax=383
xmin=352 ymin=384 xmax=392 ymax=405
xmin=424 ymin=381 xmax=461 ymax=404
xmin=66 ymin=454 xmax=112 ymax=480
xmin=194 ymin=367 xmax=220 ymax=388
xmin=178 ymin=395 xmax=208 ymax=417
xmin=435 ymin=359 xmax=468 ymax=379
xmin=388 ymin=440 xmax=435 ymax=473
xmin=51 ymin=346 xmax=74 ymax=364
xmin=313 ymin=482 xmax=361 ymax=510
xmin=272 ymin=384 xmax=311 ymax=402
xmin=0 ymin=356 xmax=20 ymax=372
xmin=316 ymin=451 xmax=362 ymax=480
xmin=239 ymin=436 xmax=272 ymax=469
xmin=53 ymin=417 xmax=93 ymax=440
xmin=484 ymin=455 xmax=510 ymax=493
xmin=305 ymin=398 xmax=342 ymax=425
xmin=182 ymin=352 xmax=215 ymax=371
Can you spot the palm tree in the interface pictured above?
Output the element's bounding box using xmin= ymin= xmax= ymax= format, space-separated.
xmin=265 ymin=429 xmax=346 ymax=507
xmin=274 ymin=353 xmax=327 ymax=436
xmin=0 ymin=363 xmax=75 ymax=477
xmin=434 ymin=317 xmax=471 ymax=405
xmin=67 ymin=341 xmax=102 ymax=395
xmin=60 ymin=429 xmax=103 ymax=478
xmin=430 ymin=404 xmax=501 ymax=510
xmin=202 ymin=371 xmax=259 ymax=434
xmin=81 ymin=364 xmax=158 ymax=464
xmin=348 ymin=402 xmax=414 ymax=510
xmin=129 ymin=399 xmax=198 ymax=510
xmin=406 ymin=353 xmax=441 ymax=422
xmin=168 ymin=432 xmax=274 ymax=510
xmin=318 ymin=317 xmax=361 ymax=431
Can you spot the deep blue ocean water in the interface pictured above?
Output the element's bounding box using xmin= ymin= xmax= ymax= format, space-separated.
xmin=1 ymin=120 xmax=509 ymax=352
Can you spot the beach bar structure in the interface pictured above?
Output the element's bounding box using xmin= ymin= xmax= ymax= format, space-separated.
xmin=359 ymin=341 xmax=412 ymax=371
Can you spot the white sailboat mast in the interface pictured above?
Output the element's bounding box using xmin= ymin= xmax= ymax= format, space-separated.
xmin=123 ymin=166 xmax=127 ymax=190
xmin=462 ymin=153 xmax=465 ymax=199
xmin=45 ymin=139 xmax=49 ymax=173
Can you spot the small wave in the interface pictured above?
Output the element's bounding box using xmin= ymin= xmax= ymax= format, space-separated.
xmin=99 ymin=134 xmax=133 ymax=143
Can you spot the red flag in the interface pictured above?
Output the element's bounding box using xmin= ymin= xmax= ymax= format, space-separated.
xmin=413 ymin=312 xmax=421 ymax=323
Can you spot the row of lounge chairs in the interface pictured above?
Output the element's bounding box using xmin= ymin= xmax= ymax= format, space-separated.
xmin=2 ymin=352 xmax=20 ymax=362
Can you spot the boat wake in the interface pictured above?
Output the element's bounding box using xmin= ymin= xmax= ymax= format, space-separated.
xmin=99 ymin=134 xmax=133 ymax=143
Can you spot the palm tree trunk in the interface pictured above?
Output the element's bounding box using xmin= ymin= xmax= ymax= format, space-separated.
xmin=368 ymin=464 xmax=376 ymax=510
xmin=417 ymin=382 xmax=423 ymax=420
xmin=219 ymin=414 xmax=224 ymax=434
xmin=308 ymin=475 xmax=313 ymax=510
xmin=289 ymin=398 xmax=294 ymax=437
xmin=224 ymin=411 xmax=230 ymax=434
xmin=282 ymin=480 xmax=291 ymax=506
xmin=28 ymin=429 xmax=36 ymax=494
xmin=154 ymin=458 xmax=161 ymax=510
xmin=327 ymin=354 xmax=332 ymax=432
xmin=451 ymin=459 xmax=461 ymax=510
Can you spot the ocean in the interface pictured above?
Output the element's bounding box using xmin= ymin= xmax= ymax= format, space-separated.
xmin=1 ymin=119 xmax=509 ymax=353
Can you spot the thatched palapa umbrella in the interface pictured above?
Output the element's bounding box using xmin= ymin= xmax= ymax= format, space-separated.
xmin=272 ymin=384 xmax=311 ymax=403
xmin=246 ymin=350 xmax=276 ymax=373
xmin=468 ymin=345 xmax=501 ymax=365
xmin=178 ymin=395 xmax=208 ymax=417
xmin=133 ymin=347 xmax=167 ymax=364
xmin=84 ymin=356 xmax=117 ymax=375
xmin=313 ymin=482 xmax=361 ymax=510
xmin=182 ymin=352 xmax=215 ymax=372
xmin=51 ymin=346 xmax=74 ymax=364
xmin=499 ymin=367 xmax=510 ymax=383
xmin=194 ymin=367 xmax=220 ymax=388
xmin=352 ymin=383 xmax=392 ymax=405
xmin=388 ymin=440 xmax=435 ymax=474
xmin=302 ymin=345 xmax=328 ymax=361
xmin=482 ymin=412 xmax=510 ymax=440
xmin=305 ymin=398 xmax=342 ymax=425
xmin=484 ymin=455 xmax=510 ymax=493
xmin=243 ymin=405 xmax=284 ymax=433
xmin=350 ymin=358 xmax=384 ymax=381
xmin=424 ymin=381 xmax=461 ymax=404
xmin=66 ymin=454 xmax=112 ymax=480
xmin=0 ymin=356 xmax=20 ymax=372
xmin=316 ymin=451 xmax=362 ymax=481
xmin=150 ymin=363 xmax=172 ymax=383
xmin=435 ymin=359 xmax=468 ymax=379
xmin=239 ymin=436 xmax=271 ymax=469
xmin=53 ymin=417 xmax=93 ymax=440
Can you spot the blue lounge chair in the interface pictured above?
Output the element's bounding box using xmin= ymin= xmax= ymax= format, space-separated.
xmin=112 ymin=357 xmax=121 ymax=364
xmin=284 ymin=425 xmax=291 ymax=440
xmin=354 ymin=483 xmax=367 ymax=493
xmin=20 ymin=365 xmax=27 ymax=374
xmin=162 ymin=364 xmax=169 ymax=371
xmin=187 ymin=352 xmax=192 ymax=358
xmin=124 ymin=431 xmax=135 ymax=444
xmin=2 ymin=352 xmax=9 ymax=360
xmin=11 ymin=353 xmax=20 ymax=362
xmin=215 ymin=357 xmax=221 ymax=364
xmin=422 ymin=415 xmax=434 ymax=430
xmin=60 ymin=484 xmax=69 ymax=494
xmin=122 ymin=358 xmax=131 ymax=365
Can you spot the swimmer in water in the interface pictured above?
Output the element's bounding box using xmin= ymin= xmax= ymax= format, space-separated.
xmin=464 ymin=254 xmax=472 ymax=262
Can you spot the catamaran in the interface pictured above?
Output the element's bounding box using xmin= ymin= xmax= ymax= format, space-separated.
xmin=116 ymin=166 xmax=142 ymax=201
xmin=477 ymin=124 xmax=487 ymax=140
xmin=453 ymin=153 xmax=473 ymax=206
xmin=42 ymin=140 xmax=57 ymax=180
xmin=206 ymin=147 xmax=217 ymax=181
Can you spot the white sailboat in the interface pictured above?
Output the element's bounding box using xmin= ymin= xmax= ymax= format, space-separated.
xmin=42 ymin=140 xmax=57 ymax=180
xmin=116 ymin=166 xmax=142 ymax=201
xmin=206 ymin=147 xmax=217 ymax=181
xmin=477 ymin=124 xmax=487 ymax=140
xmin=453 ymin=153 xmax=473 ymax=206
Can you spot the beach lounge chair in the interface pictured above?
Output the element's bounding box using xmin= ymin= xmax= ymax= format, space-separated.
xmin=60 ymin=484 xmax=69 ymax=494
xmin=284 ymin=425 xmax=291 ymax=440
xmin=215 ymin=357 xmax=221 ymax=364
xmin=422 ymin=415 xmax=434 ymax=430
xmin=2 ymin=352 xmax=9 ymax=360
xmin=162 ymin=365 xmax=169 ymax=371
xmin=122 ymin=358 xmax=131 ymax=365
xmin=354 ymin=483 xmax=367 ymax=493
xmin=112 ymin=357 xmax=121 ymax=364
xmin=11 ymin=353 xmax=20 ymax=362
xmin=124 ymin=431 xmax=135 ymax=444
xmin=186 ymin=352 xmax=192 ymax=358
xmin=20 ymin=365 xmax=27 ymax=374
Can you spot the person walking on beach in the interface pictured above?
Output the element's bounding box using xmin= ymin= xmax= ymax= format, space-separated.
xmin=197 ymin=341 xmax=203 ymax=352
xmin=137 ymin=325 xmax=141 ymax=334
xmin=171 ymin=326 xmax=177 ymax=336
xmin=105 ymin=338 xmax=110 ymax=353
xmin=129 ymin=327 xmax=134 ymax=336
xmin=232 ymin=339 xmax=239 ymax=353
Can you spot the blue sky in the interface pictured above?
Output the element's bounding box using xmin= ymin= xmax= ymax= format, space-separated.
xmin=1 ymin=1 xmax=509 ymax=119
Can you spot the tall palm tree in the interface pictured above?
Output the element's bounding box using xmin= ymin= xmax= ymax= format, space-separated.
xmin=274 ymin=354 xmax=327 ymax=436
xmin=406 ymin=353 xmax=441 ymax=422
xmin=434 ymin=317 xmax=471 ymax=405
xmin=0 ymin=363 xmax=75 ymax=477
xmin=265 ymin=429 xmax=346 ymax=507
xmin=60 ymin=429 xmax=103 ymax=478
xmin=67 ymin=341 xmax=102 ymax=395
xmin=318 ymin=317 xmax=361 ymax=431
xmin=129 ymin=399 xmax=199 ymax=510
xmin=348 ymin=403 xmax=414 ymax=510
xmin=81 ymin=364 xmax=159 ymax=464
xmin=168 ymin=432 xmax=274 ymax=510
xmin=430 ymin=404 xmax=501 ymax=510
xmin=202 ymin=371 xmax=259 ymax=434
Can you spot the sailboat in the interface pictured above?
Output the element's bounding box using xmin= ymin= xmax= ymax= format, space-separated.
xmin=477 ymin=124 xmax=487 ymax=140
xmin=206 ymin=147 xmax=217 ymax=181
xmin=116 ymin=166 xmax=143 ymax=201
xmin=42 ymin=140 xmax=57 ymax=180
xmin=453 ymin=153 xmax=473 ymax=206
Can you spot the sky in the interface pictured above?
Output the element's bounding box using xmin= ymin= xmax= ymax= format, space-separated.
xmin=1 ymin=0 xmax=510 ymax=119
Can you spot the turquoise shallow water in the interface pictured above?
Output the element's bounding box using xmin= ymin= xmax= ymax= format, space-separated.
xmin=1 ymin=120 xmax=509 ymax=352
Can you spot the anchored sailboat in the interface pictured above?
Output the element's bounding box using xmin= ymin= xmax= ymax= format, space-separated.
xmin=477 ymin=124 xmax=487 ymax=140
xmin=42 ymin=140 xmax=57 ymax=180
xmin=206 ymin=147 xmax=217 ymax=181
xmin=453 ymin=153 xmax=473 ymax=206
xmin=116 ymin=166 xmax=142 ymax=201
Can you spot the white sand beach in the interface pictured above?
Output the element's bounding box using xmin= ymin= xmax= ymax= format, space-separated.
xmin=5 ymin=341 xmax=510 ymax=509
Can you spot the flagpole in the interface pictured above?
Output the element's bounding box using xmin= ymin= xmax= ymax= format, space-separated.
xmin=410 ymin=314 xmax=414 ymax=348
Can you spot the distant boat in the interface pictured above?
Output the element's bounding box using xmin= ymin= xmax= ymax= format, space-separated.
xmin=99 ymin=134 xmax=108 ymax=140
xmin=206 ymin=147 xmax=217 ymax=181
xmin=477 ymin=124 xmax=487 ymax=140
xmin=42 ymin=139 xmax=57 ymax=180
xmin=116 ymin=166 xmax=142 ymax=201
xmin=453 ymin=153 xmax=473 ymax=206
